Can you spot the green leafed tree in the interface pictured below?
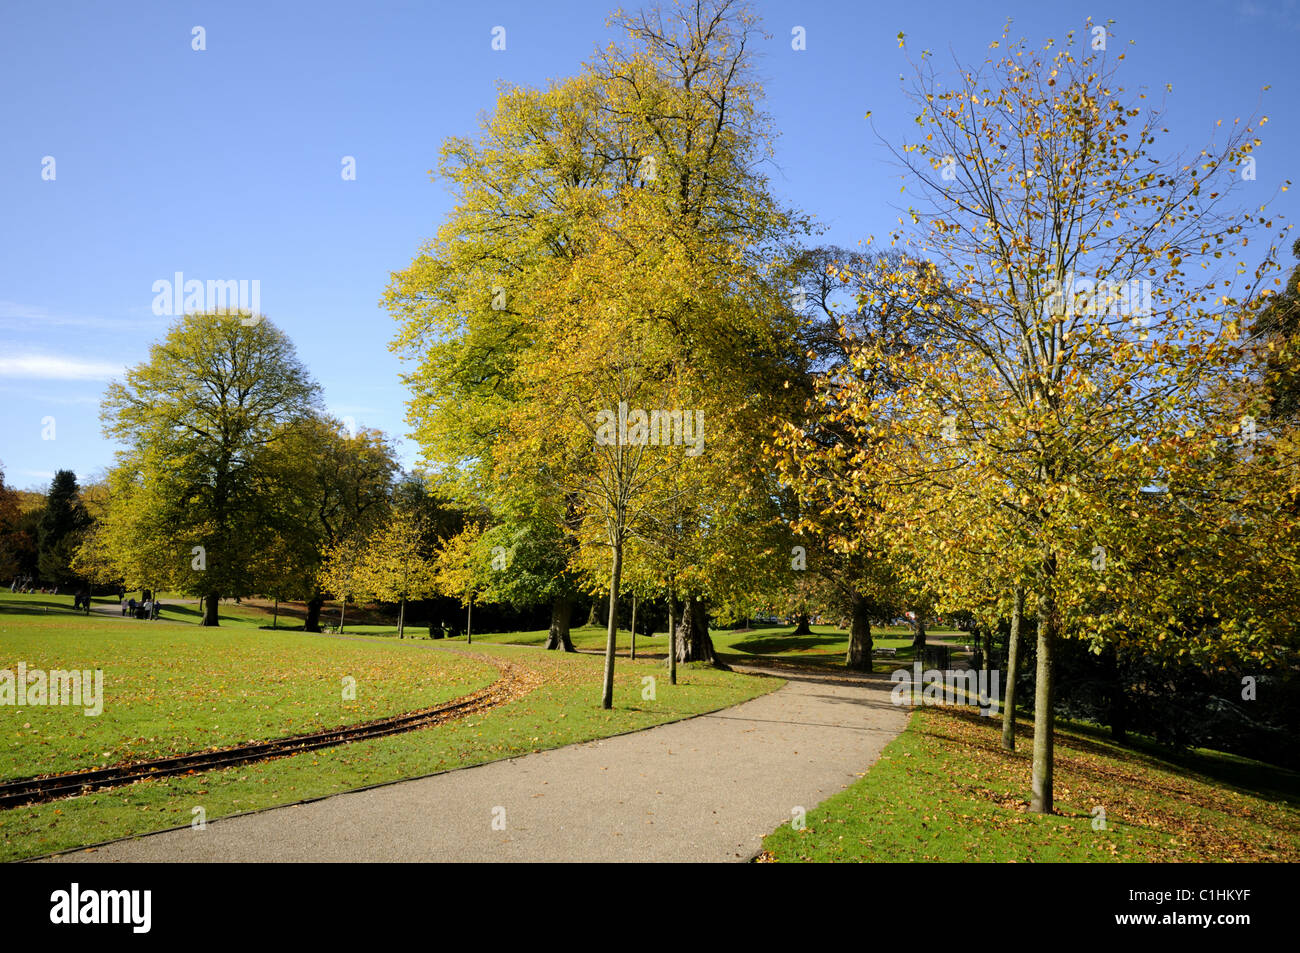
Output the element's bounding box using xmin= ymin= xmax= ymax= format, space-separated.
xmin=99 ymin=311 xmax=321 ymax=624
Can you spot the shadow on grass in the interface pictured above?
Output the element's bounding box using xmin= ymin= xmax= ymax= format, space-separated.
xmin=727 ymin=632 xmax=846 ymax=654
xmin=1057 ymin=717 xmax=1300 ymax=807
xmin=939 ymin=705 xmax=1300 ymax=807
xmin=0 ymin=598 xmax=88 ymax=617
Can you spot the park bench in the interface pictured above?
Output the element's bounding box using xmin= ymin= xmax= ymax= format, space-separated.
xmin=872 ymin=646 xmax=897 ymax=658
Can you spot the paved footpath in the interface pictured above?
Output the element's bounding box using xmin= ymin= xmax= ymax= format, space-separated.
xmin=49 ymin=663 xmax=907 ymax=863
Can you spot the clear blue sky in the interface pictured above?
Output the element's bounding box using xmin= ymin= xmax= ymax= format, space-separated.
xmin=2 ymin=0 xmax=1296 ymax=491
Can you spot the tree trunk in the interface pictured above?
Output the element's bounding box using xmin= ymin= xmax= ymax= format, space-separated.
xmin=466 ymin=595 xmax=473 ymax=644
xmin=1001 ymin=586 xmax=1023 ymax=752
xmin=397 ymin=597 xmax=406 ymax=640
xmin=304 ymin=592 xmax=324 ymax=633
xmin=272 ymin=597 xmax=279 ymax=630
xmin=982 ymin=625 xmax=994 ymax=674
xmin=674 ymin=596 xmax=715 ymax=664
xmin=600 ymin=545 xmax=624 ymax=710
xmin=844 ymin=596 xmax=873 ymax=671
xmin=1030 ymin=555 xmax=1057 ymax=814
xmin=792 ymin=612 xmax=812 ymax=636
xmin=911 ymin=613 xmax=927 ymax=648
xmin=338 ymin=599 xmax=346 ymax=634
xmin=630 ymin=594 xmax=638 ymax=660
xmin=667 ymin=591 xmax=678 ymax=686
xmin=587 ymin=599 xmax=602 ymax=628
xmin=201 ymin=592 xmax=220 ymax=627
xmin=544 ymin=596 xmax=575 ymax=651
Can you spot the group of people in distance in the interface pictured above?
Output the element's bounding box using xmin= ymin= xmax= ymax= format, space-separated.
xmin=122 ymin=595 xmax=161 ymax=620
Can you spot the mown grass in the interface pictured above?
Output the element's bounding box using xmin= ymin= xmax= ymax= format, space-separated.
xmin=0 ymin=601 xmax=779 ymax=861
xmin=761 ymin=704 xmax=1300 ymax=862
xmin=0 ymin=605 xmax=498 ymax=781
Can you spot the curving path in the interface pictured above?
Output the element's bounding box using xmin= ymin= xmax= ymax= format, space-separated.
xmin=46 ymin=663 xmax=908 ymax=863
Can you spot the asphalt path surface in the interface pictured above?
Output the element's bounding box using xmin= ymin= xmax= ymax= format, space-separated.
xmin=49 ymin=663 xmax=907 ymax=863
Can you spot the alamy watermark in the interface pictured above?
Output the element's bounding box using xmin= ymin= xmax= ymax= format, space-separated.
xmin=1 ymin=663 xmax=104 ymax=716
xmin=1042 ymin=272 xmax=1153 ymax=324
xmin=890 ymin=661 xmax=1000 ymax=717
xmin=152 ymin=272 xmax=261 ymax=323
xmin=594 ymin=401 xmax=705 ymax=457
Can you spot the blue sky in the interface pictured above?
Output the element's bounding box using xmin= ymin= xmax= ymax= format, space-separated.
xmin=1 ymin=0 xmax=1296 ymax=491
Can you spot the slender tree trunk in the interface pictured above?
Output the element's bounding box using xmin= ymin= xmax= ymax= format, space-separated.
xmin=202 ymin=592 xmax=220 ymax=627
xmin=273 ymin=597 xmax=279 ymax=630
xmin=339 ymin=599 xmax=346 ymax=634
xmin=674 ymin=597 xmax=715 ymax=664
xmin=466 ymin=595 xmax=472 ymax=644
xmin=793 ymin=612 xmax=812 ymax=636
xmin=304 ymin=592 xmax=324 ymax=633
xmin=397 ymin=597 xmax=406 ymax=640
xmin=667 ymin=591 xmax=678 ymax=686
xmin=1001 ymin=586 xmax=1023 ymax=752
xmin=630 ymin=594 xmax=638 ymax=660
xmin=1030 ymin=555 xmax=1057 ymax=814
xmin=844 ymin=596 xmax=873 ymax=671
xmin=601 ymin=544 xmax=624 ymax=710
xmin=544 ymin=596 xmax=575 ymax=651
xmin=982 ymin=625 xmax=994 ymax=674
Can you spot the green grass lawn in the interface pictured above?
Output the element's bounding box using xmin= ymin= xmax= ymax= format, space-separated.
xmin=761 ymin=705 xmax=1300 ymax=863
xmin=0 ymin=594 xmax=780 ymax=861
xmin=0 ymin=603 xmax=499 ymax=781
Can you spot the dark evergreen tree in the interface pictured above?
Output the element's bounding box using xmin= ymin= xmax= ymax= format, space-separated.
xmin=36 ymin=470 xmax=89 ymax=587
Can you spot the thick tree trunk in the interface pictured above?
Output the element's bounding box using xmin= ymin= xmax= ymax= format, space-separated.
xmin=674 ymin=597 xmax=715 ymax=664
xmin=201 ymin=592 xmax=220 ymax=627
xmin=304 ymin=593 xmax=324 ymax=633
xmin=844 ymin=596 xmax=873 ymax=671
xmin=1030 ymin=555 xmax=1057 ymax=814
xmin=600 ymin=545 xmax=624 ymax=710
xmin=544 ymin=596 xmax=575 ymax=651
xmin=792 ymin=612 xmax=812 ymax=636
xmin=1001 ymin=586 xmax=1023 ymax=752
xmin=587 ymin=599 xmax=602 ymax=628
xmin=667 ymin=592 xmax=678 ymax=686
xmin=911 ymin=614 xmax=927 ymax=649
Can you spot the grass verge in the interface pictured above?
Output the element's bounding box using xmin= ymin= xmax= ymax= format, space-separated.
xmin=761 ymin=705 xmax=1300 ymax=862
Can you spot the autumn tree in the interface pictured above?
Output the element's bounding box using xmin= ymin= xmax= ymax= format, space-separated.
xmin=261 ymin=415 xmax=397 ymax=631
xmin=100 ymin=311 xmax=321 ymax=624
xmin=0 ymin=465 xmax=25 ymax=583
xmin=787 ymin=22 xmax=1291 ymax=815
xmin=388 ymin=0 xmax=807 ymax=704
xmin=332 ymin=507 xmax=438 ymax=640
